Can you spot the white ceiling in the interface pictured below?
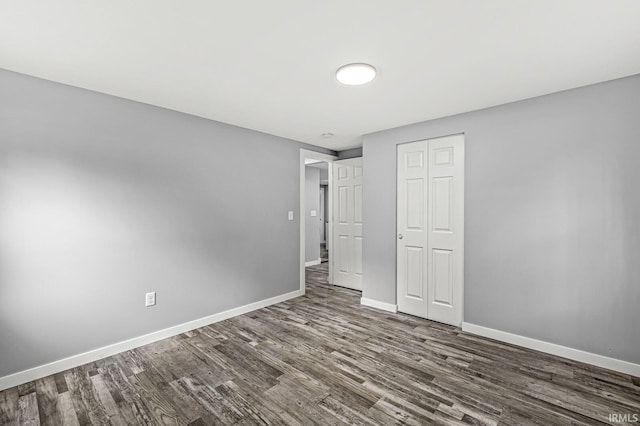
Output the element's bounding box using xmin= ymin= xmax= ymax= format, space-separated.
xmin=2 ymin=1 xmax=640 ymax=151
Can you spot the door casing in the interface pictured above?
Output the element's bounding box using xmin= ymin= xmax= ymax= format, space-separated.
xmin=299 ymin=149 xmax=338 ymax=293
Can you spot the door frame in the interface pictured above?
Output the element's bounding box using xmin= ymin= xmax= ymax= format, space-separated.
xmin=319 ymin=186 xmax=325 ymax=243
xmin=300 ymin=149 xmax=338 ymax=294
xmin=395 ymin=133 xmax=465 ymax=326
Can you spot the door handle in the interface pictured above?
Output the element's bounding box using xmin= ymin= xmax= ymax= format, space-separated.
xmin=398 ymin=234 xmax=403 ymax=240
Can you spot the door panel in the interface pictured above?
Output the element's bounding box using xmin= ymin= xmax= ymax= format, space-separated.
xmin=355 ymin=236 xmax=363 ymax=276
xmin=432 ymin=249 xmax=453 ymax=305
xmin=332 ymin=158 xmax=363 ymax=290
xmin=426 ymin=134 xmax=464 ymax=326
xmin=338 ymin=187 xmax=348 ymax=223
xmin=405 ymin=246 xmax=424 ymax=299
xmin=433 ymin=177 xmax=452 ymax=232
xmin=433 ymin=147 xmax=453 ymax=167
xmin=406 ymin=151 xmax=424 ymax=168
xmin=338 ymin=235 xmax=349 ymax=273
xmin=338 ymin=166 xmax=348 ymax=180
xmin=397 ymin=135 xmax=464 ymax=326
xmin=354 ymin=185 xmax=363 ymax=224
xmin=396 ymin=141 xmax=428 ymax=317
xmin=406 ymin=179 xmax=424 ymax=229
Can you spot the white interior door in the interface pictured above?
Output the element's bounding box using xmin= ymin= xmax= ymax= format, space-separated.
xmin=332 ymin=158 xmax=363 ymax=290
xmin=396 ymin=140 xmax=429 ymax=317
xmin=397 ymin=134 xmax=464 ymax=326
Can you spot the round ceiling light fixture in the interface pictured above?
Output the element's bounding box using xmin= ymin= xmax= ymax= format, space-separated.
xmin=336 ymin=63 xmax=377 ymax=86
xmin=322 ymin=132 xmax=334 ymax=138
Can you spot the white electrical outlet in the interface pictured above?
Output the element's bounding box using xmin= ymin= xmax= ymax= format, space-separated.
xmin=145 ymin=291 xmax=156 ymax=307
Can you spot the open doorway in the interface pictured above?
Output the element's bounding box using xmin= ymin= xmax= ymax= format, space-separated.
xmin=299 ymin=149 xmax=337 ymax=294
xmin=319 ymin=184 xmax=328 ymax=263
xmin=306 ymin=161 xmax=329 ymax=266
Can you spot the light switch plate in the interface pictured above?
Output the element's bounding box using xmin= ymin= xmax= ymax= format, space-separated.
xmin=288 ymin=211 xmax=294 ymax=220
xmin=145 ymin=292 xmax=156 ymax=307
xmin=310 ymin=210 xmax=317 ymax=217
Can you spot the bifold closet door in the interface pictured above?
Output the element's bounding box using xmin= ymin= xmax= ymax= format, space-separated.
xmin=396 ymin=134 xmax=464 ymax=326
xmin=397 ymin=140 xmax=429 ymax=317
xmin=332 ymin=158 xmax=363 ymax=290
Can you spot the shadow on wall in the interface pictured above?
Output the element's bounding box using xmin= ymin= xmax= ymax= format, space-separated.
xmin=0 ymin=69 xmax=332 ymax=377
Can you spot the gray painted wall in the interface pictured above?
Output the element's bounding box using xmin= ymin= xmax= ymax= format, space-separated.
xmin=0 ymin=70 xmax=333 ymax=378
xmin=337 ymin=147 xmax=363 ymax=160
xmin=362 ymin=74 xmax=640 ymax=364
xmin=305 ymin=166 xmax=320 ymax=262
xmin=319 ymin=167 xmax=328 ymax=183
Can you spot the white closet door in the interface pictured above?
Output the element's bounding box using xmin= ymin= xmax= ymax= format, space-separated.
xmin=332 ymin=158 xmax=363 ymax=290
xmin=397 ymin=135 xmax=464 ymax=326
xmin=396 ymin=141 xmax=429 ymax=317
xmin=426 ymin=134 xmax=464 ymax=326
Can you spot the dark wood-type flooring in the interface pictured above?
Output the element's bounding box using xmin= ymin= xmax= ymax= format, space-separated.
xmin=1 ymin=263 xmax=639 ymax=425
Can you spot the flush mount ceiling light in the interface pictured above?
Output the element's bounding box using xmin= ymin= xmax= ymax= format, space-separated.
xmin=321 ymin=132 xmax=334 ymax=138
xmin=336 ymin=63 xmax=377 ymax=86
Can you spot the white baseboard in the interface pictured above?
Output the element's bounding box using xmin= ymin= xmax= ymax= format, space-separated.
xmin=0 ymin=289 xmax=303 ymax=391
xmin=361 ymin=297 xmax=398 ymax=313
xmin=462 ymin=322 xmax=640 ymax=378
xmin=305 ymin=259 xmax=321 ymax=267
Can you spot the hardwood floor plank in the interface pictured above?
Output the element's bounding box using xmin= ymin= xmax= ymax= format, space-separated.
xmin=318 ymin=395 xmax=378 ymax=426
xmin=17 ymin=382 xmax=36 ymax=398
xmin=130 ymin=371 xmax=184 ymax=425
xmin=64 ymin=367 xmax=109 ymax=425
xmin=63 ymin=370 xmax=92 ymax=426
xmin=17 ymin=392 xmax=41 ymax=426
xmin=175 ymin=376 xmax=243 ymax=425
xmin=96 ymin=363 xmax=139 ymax=424
xmin=89 ymin=374 xmax=128 ymax=426
xmin=35 ymin=376 xmax=62 ymax=426
xmin=56 ymin=391 xmax=80 ymax=426
xmin=101 ymin=362 xmax=156 ymax=425
xmin=166 ymin=379 xmax=219 ymax=425
xmin=213 ymin=341 xmax=282 ymax=391
xmin=368 ymin=398 xmax=422 ymax=426
xmin=263 ymin=379 xmax=340 ymax=425
xmin=53 ymin=373 xmax=69 ymax=395
xmin=0 ymin=386 xmax=19 ymax=425
xmin=214 ymin=381 xmax=274 ymax=425
xmin=224 ymin=377 xmax=304 ymax=425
